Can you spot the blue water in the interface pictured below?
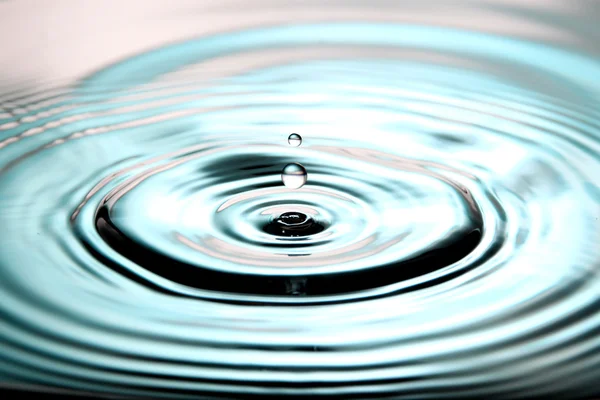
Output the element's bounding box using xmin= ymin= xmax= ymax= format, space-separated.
xmin=1 ymin=15 xmax=599 ymax=399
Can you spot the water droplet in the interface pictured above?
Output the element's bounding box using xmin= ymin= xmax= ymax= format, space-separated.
xmin=281 ymin=163 xmax=307 ymax=189
xmin=288 ymin=133 xmax=302 ymax=147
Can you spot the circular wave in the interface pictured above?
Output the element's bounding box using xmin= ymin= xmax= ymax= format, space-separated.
xmin=0 ymin=18 xmax=599 ymax=399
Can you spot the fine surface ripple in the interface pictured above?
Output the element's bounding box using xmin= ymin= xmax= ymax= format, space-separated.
xmin=0 ymin=5 xmax=599 ymax=399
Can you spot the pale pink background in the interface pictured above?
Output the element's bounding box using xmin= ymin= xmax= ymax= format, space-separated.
xmin=0 ymin=0 xmax=592 ymax=86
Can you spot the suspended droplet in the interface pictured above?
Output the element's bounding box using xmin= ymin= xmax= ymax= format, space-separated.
xmin=281 ymin=163 xmax=307 ymax=189
xmin=288 ymin=133 xmax=302 ymax=147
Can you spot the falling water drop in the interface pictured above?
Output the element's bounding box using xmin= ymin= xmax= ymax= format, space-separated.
xmin=288 ymin=133 xmax=302 ymax=147
xmin=281 ymin=163 xmax=307 ymax=189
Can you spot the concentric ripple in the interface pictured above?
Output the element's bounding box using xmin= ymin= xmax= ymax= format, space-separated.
xmin=1 ymin=10 xmax=600 ymax=399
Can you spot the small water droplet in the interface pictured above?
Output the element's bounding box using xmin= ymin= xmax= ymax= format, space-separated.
xmin=288 ymin=133 xmax=302 ymax=147
xmin=281 ymin=163 xmax=307 ymax=189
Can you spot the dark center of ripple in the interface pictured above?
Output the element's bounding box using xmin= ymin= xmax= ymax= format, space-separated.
xmin=264 ymin=211 xmax=325 ymax=237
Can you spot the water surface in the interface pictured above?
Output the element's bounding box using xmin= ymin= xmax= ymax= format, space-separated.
xmin=0 ymin=1 xmax=599 ymax=398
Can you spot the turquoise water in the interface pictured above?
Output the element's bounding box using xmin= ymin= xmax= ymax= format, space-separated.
xmin=1 ymin=12 xmax=599 ymax=400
